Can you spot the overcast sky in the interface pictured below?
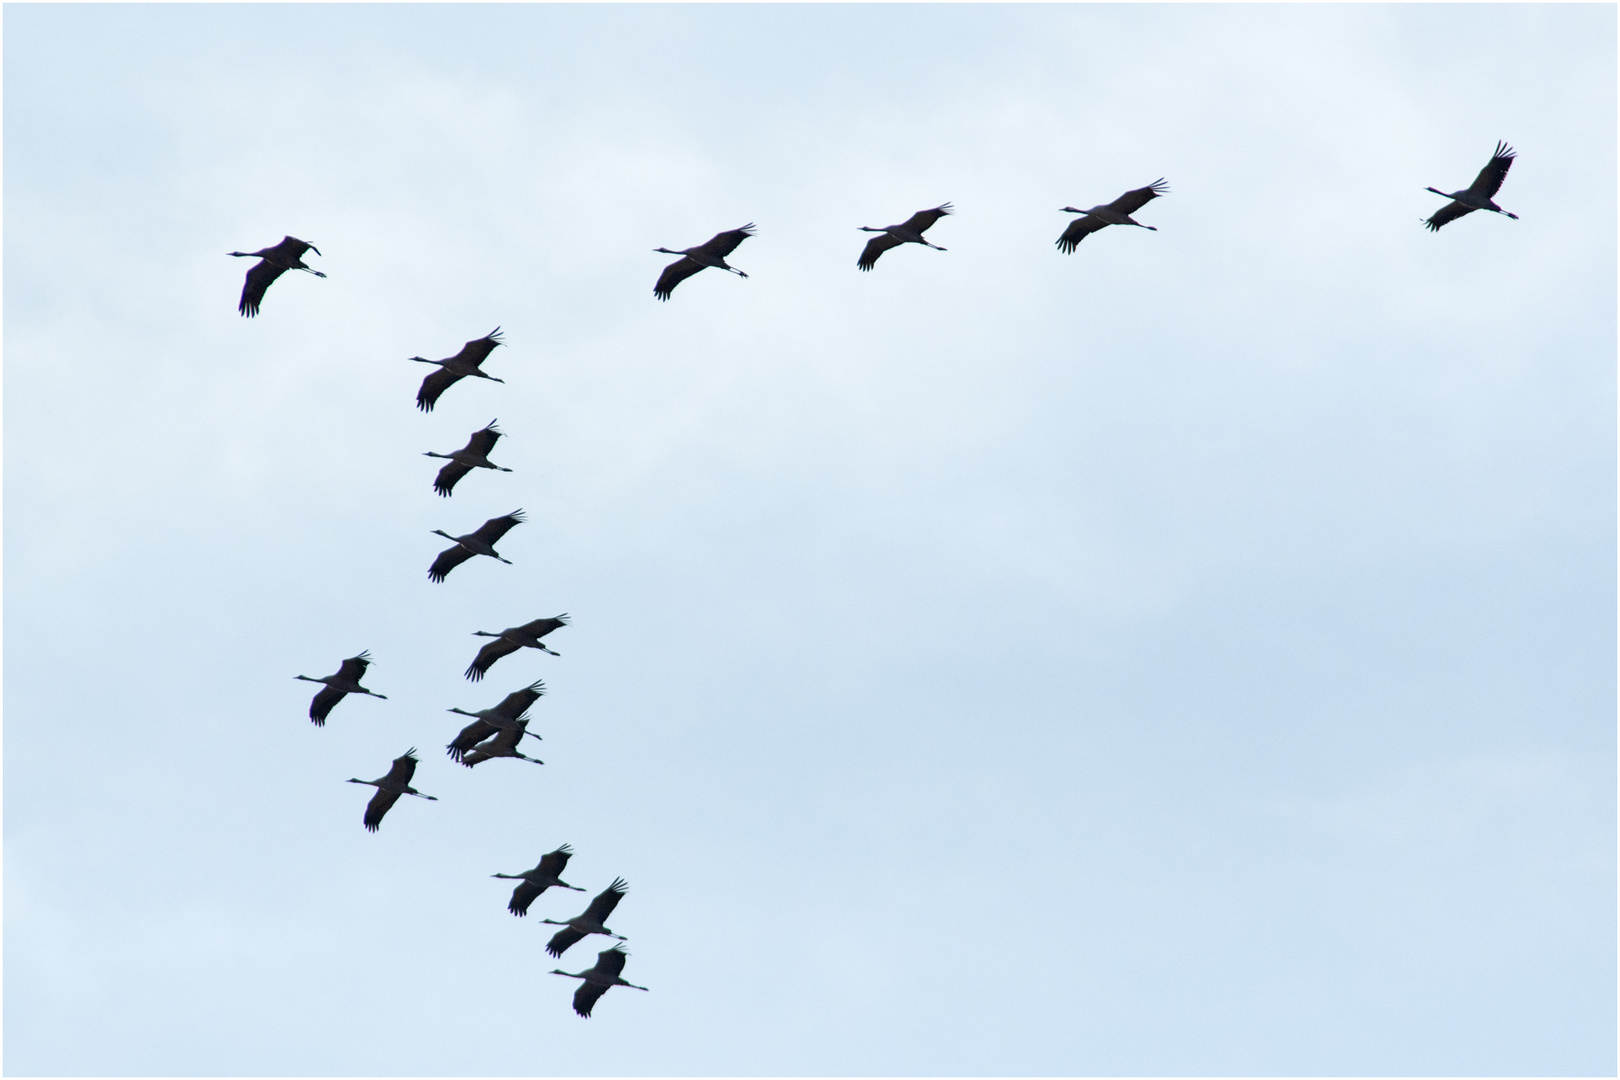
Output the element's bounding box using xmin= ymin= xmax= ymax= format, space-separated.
xmin=4 ymin=3 xmax=1615 ymax=1076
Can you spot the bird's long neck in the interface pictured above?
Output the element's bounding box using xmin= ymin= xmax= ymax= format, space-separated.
xmin=433 ymin=530 xmax=457 ymax=541
xmin=1426 ymin=187 xmax=1451 ymax=198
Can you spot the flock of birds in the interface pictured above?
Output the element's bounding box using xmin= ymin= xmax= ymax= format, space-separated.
xmin=230 ymin=141 xmax=1519 ymax=317
xmin=270 ymin=321 xmax=642 ymax=1016
xmin=237 ymin=139 xmax=1519 ymax=1022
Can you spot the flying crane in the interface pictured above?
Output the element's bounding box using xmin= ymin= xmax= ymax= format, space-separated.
xmin=542 ymin=877 xmax=630 ymax=957
xmin=346 ymin=749 xmax=437 ymax=832
xmin=294 ymin=651 xmax=387 ymax=726
xmin=653 ymin=225 xmax=755 ymax=300
xmin=465 ymin=615 xmax=568 ymax=682
xmin=493 ymin=844 xmax=586 ymax=916
xmin=857 ymin=203 xmax=953 ymax=270
xmin=457 ymin=719 xmax=544 ymax=767
xmin=414 ymin=329 xmax=505 ymax=412
xmin=228 ymin=236 xmax=324 ymax=317
xmin=1424 ymin=142 xmax=1518 ymax=231
xmin=1056 ymin=180 xmax=1168 ymax=252
xmin=551 ymin=945 xmax=649 ymax=1018
xmin=428 ymin=510 xmax=525 ymax=583
xmin=425 ymin=420 xmax=512 ymax=497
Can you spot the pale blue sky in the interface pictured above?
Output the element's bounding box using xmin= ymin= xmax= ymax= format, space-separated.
xmin=5 ymin=4 xmax=1615 ymax=1075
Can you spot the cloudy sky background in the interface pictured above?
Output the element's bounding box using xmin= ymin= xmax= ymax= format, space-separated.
xmin=5 ymin=3 xmax=1615 ymax=1075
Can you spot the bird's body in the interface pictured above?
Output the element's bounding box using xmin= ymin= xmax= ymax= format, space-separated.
xmin=414 ymin=329 xmax=505 ymax=412
xmin=1424 ymin=142 xmax=1518 ymax=231
xmin=1056 ymin=180 xmax=1168 ymax=253
xmin=465 ymin=615 xmax=568 ymax=681
xmin=294 ymin=651 xmax=387 ymax=726
xmin=551 ymin=945 xmax=648 ymax=1017
xmin=229 ymin=236 xmax=324 ymax=317
xmin=543 ymin=877 xmax=629 ymax=957
xmin=426 ymin=420 xmax=512 ymax=496
xmin=494 ymin=844 xmax=585 ymax=916
xmin=347 ymin=749 xmax=437 ymax=832
xmin=459 ymin=719 xmax=544 ymax=767
xmin=653 ymin=225 xmax=755 ymax=300
xmin=446 ymin=680 xmax=546 ymax=762
xmin=428 ymin=510 xmax=525 ymax=583
xmin=857 ymin=203 xmax=953 ymax=270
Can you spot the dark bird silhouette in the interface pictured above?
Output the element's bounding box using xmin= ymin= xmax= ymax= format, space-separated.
xmin=426 ymin=420 xmax=511 ymax=496
xmin=459 ymin=718 xmax=544 ymax=767
xmin=552 ymin=945 xmax=648 ymax=1018
xmin=653 ymin=225 xmax=755 ymax=300
xmin=414 ymin=329 xmax=505 ymax=412
xmin=294 ymin=651 xmax=387 ymax=726
xmin=465 ymin=615 xmax=568 ymax=681
xmin=543 ymin=877 xmax=629 ymax=957
xmin=428 ymin=510 xmax=525 ymax=583
xmin=1056 ymin=180 xmax=1168 ymax=253
xmin=446 ymin=680 xmax=546 ymax=762
xmin=347 ymin=748 xmax=437 ymax=832
xmin=228 ymin=236 xmax=324 ymax=317
xmin=1424 ymin=142 xmax=1518 ymax=231
xmin=857 ymin=203 xmax=953 ymax=270
xmin=494 ymin=844 xmax=586 ymax=916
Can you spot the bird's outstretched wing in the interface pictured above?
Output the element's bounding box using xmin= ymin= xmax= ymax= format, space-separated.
xmin=428 ymin=544 xmax=477 ymax=583
xmin=337 ymin=654 xmax=371 ymax=682
xmin=585 ymin=878 xmax=628 ymax=923
xmin=467 ymin=637 xmax=520 ymax=681
xmin=238 ymin=260 xmax=288 ymax=317
xmin=1424 ymin=200 xmax=1475 ymax=232
xmin=1470 ymin=142 xmax=1515 ymax=198
xmin=495 ymin=680 xmax=546 ymax=719
xmin=654 ymin=256 xmax=704 ymax=300
xmin=901 ymin=203 xmax=954 ymax=234
xmin=520 ymin=616 xmax=569 ymax=639
xmin=1056 ymin=215 xmax=1110 ymax=254
xmin=417 ymin=368 xmax=462 ymax=412
xmin=467 ymin=423 xmax=503 ymax=457
xmin=547 ymin=926 xmax=587 ymax=958
xmin=269 ymin=236 xmax=319 ymax=261
xmin=433 ymin=460 xmax=472 ymax=497
xmin=595 ymin=945 xmax=628 ymax=979
xmin=858 ymin=233 xmax=904 ymax=271
xmin=363 ymin=789 xmax=401 ymax=832
xmin=447 ymin=718 xmax=498 ymax=762
xmin=537 ymin=844 xmax=573 ymax=878
xmin=572 ymin=980 xmax=610 ymax=1017
xmin=472 ymin=511 xmax=525 ymax=546
xmin=509 ymin=880 xmax=544 ymax=916
xmin=700 ymin=225 xmax=756 ymax=258
xmin=1108 ymin=180 xmax=1168 ymax=216
xmin=309 ymin=685 xmax=346 ymax=726
xmin=385 ymin=750 xmax=420 ymax=786
xmin=454 ymin=329 xmax=504 ymax=369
